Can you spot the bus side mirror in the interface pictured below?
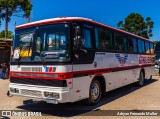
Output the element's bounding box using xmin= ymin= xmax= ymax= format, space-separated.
xmin=74 ymin=26 xmax=82 ymax=49
xmin=75 ymin=26 xmax=81 ymax=36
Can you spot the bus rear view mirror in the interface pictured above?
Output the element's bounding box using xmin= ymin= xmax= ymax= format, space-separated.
xmin=75 ymin=26 xmax=81 ymax=36
xmin=74 ymin=26 xmax=82 ymax=49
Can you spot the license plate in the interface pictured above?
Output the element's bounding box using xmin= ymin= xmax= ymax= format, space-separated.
xmin=46 ymin=98 xmax=58 ymax=104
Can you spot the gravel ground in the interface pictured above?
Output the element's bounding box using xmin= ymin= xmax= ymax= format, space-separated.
xmin=0 ymin=76 xmax=160 ymax=119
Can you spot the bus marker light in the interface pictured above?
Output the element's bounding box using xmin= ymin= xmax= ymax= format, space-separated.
xmin=10 ymin=88 xmax=19 ymax=94
xmin=76 ymin=90 xmax=80 ymax=93
xmin=58 ymin=74 xmax=65 ymax=79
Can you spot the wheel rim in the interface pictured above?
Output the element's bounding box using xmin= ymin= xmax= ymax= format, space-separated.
xmin=91 ymin=82 xmax=100 ymax=100
xmin=139 ymin=72 xmax=144 ymax=85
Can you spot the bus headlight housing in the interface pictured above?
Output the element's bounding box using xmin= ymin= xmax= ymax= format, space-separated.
xmin=10 ymin=87 xmax=19 ymax=94
xmin=44 ymin=92 xmax=59 ymax=99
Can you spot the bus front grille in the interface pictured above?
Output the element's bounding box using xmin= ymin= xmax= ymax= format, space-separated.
xmin=10 ymin=78 xmax=67 ymax=87
xmin=21 ymin=67 xmax=42 ymax=72
xmin=21 ymin=89 xmax=42 ymax=97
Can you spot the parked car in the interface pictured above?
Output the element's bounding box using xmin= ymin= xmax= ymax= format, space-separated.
xmin=155 ymin=60 xmax=160 ymax=75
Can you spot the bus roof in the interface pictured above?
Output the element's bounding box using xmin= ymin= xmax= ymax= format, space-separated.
xmin=16 ymin=17 xmax=153 ymax=43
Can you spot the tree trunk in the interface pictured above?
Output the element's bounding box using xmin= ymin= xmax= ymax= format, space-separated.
xmin=5 ymin=7 xmax=8 ymax=39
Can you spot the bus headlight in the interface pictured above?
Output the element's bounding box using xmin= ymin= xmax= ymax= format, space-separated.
xmin=44 ymin=92 xmax=59 ymax=99
xmin=10 ymin=88 xmax=19 ymax=94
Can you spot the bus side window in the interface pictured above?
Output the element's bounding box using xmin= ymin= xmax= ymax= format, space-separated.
xmin=141 ymin=40 xmax=145 ymax=53
xmin=82 ymin=28 xmax=92 ymax=48
xmin=36 ymin=37 xmax=41 ymax=53
xmin=95 ymin=28 xmax=112 ymax=51
xmin=138 ymin=39 xmax=146 ymax=54
xmin=138 ymin=39 xmax=142 ymax=53
xmin=114 ymin=33 xmax=127 ymax=52
xmin=132 ymin=38 xmax=138 ymax=53
xmin=150 ymin=43 xmax=154 ymax=54
xmin=128 ymin=37 xmax=133 ymax=53
xmin=145 ymin=41 xmax=150 ymax=54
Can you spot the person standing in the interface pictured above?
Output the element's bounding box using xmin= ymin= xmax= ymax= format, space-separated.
xmin=1 ymin=63 xmax=7 ymax=79
xmin=6 ymin=62 xmax=10 ymax=79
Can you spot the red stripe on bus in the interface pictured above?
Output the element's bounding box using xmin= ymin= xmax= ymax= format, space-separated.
xmin=10 ymin=64 xmax=154 ymax=80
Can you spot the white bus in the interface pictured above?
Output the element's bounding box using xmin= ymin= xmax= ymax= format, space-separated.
xmin=9 ymin=17 xmax=155 ymax=105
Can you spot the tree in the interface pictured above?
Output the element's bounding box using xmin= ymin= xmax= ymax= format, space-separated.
xmin=154 ymin=40 xmax=159 ymax=49
xmin=0 ymin=8 xmax=5 ymax=27
xmin=0 ymin=30 xmax=13 ymax=38
xmin=117 ymin=13 xmax=154 ymax=39
xmin=0 ymin=0 xmax=32 ymax=38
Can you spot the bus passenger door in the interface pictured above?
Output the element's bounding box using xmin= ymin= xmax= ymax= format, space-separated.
xmin=72 ymin=25 xmax=96 ymax=100
xmin=73 ymin=25 xmax=95 ymax=64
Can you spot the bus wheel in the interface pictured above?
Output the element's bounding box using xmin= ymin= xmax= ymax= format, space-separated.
xmin=84 ymin=79 xmax=102 ymax=105
xmin=138 ymin=71 xmax=145 ymax=86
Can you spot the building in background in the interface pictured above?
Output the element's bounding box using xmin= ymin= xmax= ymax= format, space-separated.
xmin=0 ymin=39 xmax=12 ymax=65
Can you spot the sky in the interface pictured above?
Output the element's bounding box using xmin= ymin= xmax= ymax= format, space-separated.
xmin=0 ymin=0 xmax=160 ymax=41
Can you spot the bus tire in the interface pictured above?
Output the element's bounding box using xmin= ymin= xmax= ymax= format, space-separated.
xmin=137 ymin=70 xmax=145 ymax=86
xmin=84 ymin=79 xmax=102 ymax=105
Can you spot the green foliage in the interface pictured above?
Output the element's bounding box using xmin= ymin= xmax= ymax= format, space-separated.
xmin=154 ymin=40 xmax=158 ymax=48
xmin=0 ymin=0 xmax=32 ymax=17
xmin=0 ymin=0 xmax=32 ymax=37
xmin=117 ymin=13 xmax=154 ymax=39
xmin=0 ymin=30 xmax=13 ymax=38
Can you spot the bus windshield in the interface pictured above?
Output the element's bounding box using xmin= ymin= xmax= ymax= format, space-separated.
xmin=12 ymin=23 xmax=70 ymax=62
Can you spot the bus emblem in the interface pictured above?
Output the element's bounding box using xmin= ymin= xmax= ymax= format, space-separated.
xmin=45 ymin=67 xmax=53 ymax=72
xmin=45 ymin=67 xmax=56 ymax=72
xmin=115 ymin=54 xmax=128 ymax=66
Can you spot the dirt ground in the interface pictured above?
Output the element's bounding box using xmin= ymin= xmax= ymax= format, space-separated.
xmin=0 ymin=76 xmax=160 ymax=119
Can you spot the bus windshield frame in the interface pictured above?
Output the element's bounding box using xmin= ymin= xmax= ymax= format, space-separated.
xmin=11 ymin=23 xmax=71 ymax=63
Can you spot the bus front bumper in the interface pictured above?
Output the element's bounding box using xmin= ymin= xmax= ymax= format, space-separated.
xmin=9 ymin=83 xmax=71 ymax=104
